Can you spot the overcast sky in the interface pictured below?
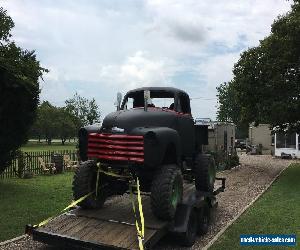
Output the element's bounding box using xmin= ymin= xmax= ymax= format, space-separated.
xmin=1 ymin=0 xmax=291 ymax=119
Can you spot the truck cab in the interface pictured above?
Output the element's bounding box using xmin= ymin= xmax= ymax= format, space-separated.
xmin=80 ymin=87 xmax=195 ymax=168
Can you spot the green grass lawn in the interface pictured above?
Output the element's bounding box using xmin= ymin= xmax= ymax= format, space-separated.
xmin=0 ymin=172 xmax=74 ymax=241
xmin=21 ymin=140 xmax=77 ymax=152
xmin=210 ymin=163 xmax=300 ymax=250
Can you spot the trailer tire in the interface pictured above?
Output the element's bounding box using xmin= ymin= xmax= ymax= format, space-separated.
xmin=194 ymin=154 xmax=216 ymax=192
xmin=151 ymin=164 xmax=183 ymax=220
xmin=197 ymin=203 xmax=210 ymax=235
xmin=177 ymin=209 xmax=198 ymax=247
xmin=72 ymin=161 xmax=107 ymax=209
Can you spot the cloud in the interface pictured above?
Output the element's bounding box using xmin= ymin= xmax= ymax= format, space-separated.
xmin=145 ymin=5 xmax=207 ymax=44
xmin=119 ymin=51 xmax=171 ymax=89
xmin=1 ymin=0 xmax=292 ymax=119
xmin=145 ymin=0 xmax=291 ymax=50
xmin=189 ymin=53 xmax=240 ymax=119
xmin=87 ymin=51 xmax=177 ymax=91
xmin=168 ymin=20 xmax=206 ymax=43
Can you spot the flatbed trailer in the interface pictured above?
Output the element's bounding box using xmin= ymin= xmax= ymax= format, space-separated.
xmin=26 ymin=178 xmax=225 ymax=250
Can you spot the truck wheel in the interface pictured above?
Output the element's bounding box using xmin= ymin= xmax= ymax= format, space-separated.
xmin=151 ymin=164 xmax=183 ymax=220
xmin=194 ymin=154 xmax=216 ymax=192
xmin=197 ymin=203 xmax=210 ymax=235
xmin=72 ymin=161 xmax=107 ymax=209
xmin=177 ymin=209 xmax=198 ymax=247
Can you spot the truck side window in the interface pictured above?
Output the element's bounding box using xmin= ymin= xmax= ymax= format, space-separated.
xmin=179 ymin=94 xmax=191 ymax=114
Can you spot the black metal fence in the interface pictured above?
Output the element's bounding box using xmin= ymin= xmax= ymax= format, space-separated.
xmin=0 ymin=150 xmax=78 ymax=179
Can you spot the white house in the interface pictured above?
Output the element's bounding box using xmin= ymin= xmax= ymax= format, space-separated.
xmin=275 ymin=132 xmax=300 ymax=158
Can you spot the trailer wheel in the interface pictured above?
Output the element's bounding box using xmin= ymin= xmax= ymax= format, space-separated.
xmin=197 ymin=203 xmax=210 ymax=235
xmin=194 ymin=154 xmax=216 ymax=192
xmin=151 ymin=164 xmax=183 ymax=220
xmin=177 ymin=209 xmax=198 ymax=247
xmin=72 ymin=161 xmax=107 ymax=209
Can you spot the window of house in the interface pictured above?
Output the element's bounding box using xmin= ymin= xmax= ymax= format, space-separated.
xmin=276 ymin=132 xmax=296 ymax=148
xmin=287 ymin=133 xmax=296 ymax=148
xmin=276 ymin=133 xmax=285 ymax=148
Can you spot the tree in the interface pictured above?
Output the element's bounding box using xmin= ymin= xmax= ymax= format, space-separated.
xmin=217 ymin=81 xmax=240 ymax=124
xmin=30 ymin=102 xmax=78 ymax=145
xmin=30 ymin=110 xmax=43 ymax=143
xmin=56 ymin=107 xmax=77 ymax=145
xmin=65 ymin=93 xmax=101 ymax=128
xmin=216 ymin=82 xmax=248 ymax=138
xmin=37 ymin=102 xmax=58 ymax=144
xmin=217 ymin=1 xmax=300 ymax=133
xmin=0 ymin=7 xmax=47 ymax=174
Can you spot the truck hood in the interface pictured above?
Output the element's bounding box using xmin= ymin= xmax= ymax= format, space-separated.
xmin=101 ymin=108 xmax=177 ymax=134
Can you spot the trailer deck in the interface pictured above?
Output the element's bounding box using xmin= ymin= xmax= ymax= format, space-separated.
xmin=27 ymin=179 xmax=225 ymax=249
xmin=32 ymin=193 xmax=168 ymax=250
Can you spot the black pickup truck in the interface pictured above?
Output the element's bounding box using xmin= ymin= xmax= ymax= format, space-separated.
xmin=75 ymin=87 xmax=216 ymax=220
xmin=26 ymin=87 xmax=226 ymax=249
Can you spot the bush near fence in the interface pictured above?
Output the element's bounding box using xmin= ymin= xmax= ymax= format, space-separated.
xmin=0 ymin=150 xmax=78 ymax=179
xmin=207 ymin=149 xmax=239 ymax=171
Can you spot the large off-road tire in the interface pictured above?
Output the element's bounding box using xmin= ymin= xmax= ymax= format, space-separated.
xmin=72 ymin=161 xmax=107 ymax=209
xmin=151 ymin=164 xmax=183 ymax=220
xmin=195 ymin=154 xmax=216 ymax=192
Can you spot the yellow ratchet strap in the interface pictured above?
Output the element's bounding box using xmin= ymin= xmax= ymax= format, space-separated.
xmin=34 ymin=192 xmax=93 ymax=228
xmin=130 ymin=178 xmax=145 ymax=250
xmin=96 ymin=166 xmax=100 ymax=197
xmin=96 ymin=162 xmax=131 ymax=179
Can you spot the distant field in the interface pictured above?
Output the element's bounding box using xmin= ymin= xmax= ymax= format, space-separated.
xmin=21 ymin=139 xmax=77 ymax=152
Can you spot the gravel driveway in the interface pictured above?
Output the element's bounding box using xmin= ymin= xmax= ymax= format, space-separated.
xmin=192 ymin=155 xmax=293 ymax=249
xmin=0 ymin=155 xmax=294 ymax=250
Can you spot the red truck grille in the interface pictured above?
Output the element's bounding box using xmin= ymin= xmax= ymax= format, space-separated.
xmin=87 ymin=133 xmax=144 ymax=163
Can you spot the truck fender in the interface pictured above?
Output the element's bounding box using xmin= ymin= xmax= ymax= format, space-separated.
xmin=78 ymin=125 xmax=101 ymax=161
xmin=131 ymin=127 xmax=181 ymax=167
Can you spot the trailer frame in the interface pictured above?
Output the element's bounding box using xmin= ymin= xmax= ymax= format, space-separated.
xmin=26 ymin=177 xmax=225 ymax=250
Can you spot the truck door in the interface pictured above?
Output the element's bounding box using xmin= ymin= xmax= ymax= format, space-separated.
xmin=176 ymin=93 xmax=195 ymax=158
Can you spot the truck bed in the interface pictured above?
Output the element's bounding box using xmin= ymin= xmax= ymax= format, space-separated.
xmin=30 ymin=182 xmax=196 ymax=249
